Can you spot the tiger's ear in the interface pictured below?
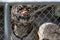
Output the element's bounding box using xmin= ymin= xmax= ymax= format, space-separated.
xmin=11 ymin=4 xmax=19 ymax=14
xmin=11 ymin=4 xmax=18 ymax=9
xmin=22 ymin=4 xmax=27 ymax=7
xmin=32 ymin=4 xmax=39 ymax=10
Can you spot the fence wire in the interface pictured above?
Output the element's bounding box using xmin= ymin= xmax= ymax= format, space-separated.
xmin=32 ymin=5 xmax=60 ymax=27
xmin=0 ymin=6 xmax=4 ymax=40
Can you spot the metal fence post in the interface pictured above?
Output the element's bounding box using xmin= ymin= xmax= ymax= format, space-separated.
xmin=4 ymin=3 xmax=11 ymax=40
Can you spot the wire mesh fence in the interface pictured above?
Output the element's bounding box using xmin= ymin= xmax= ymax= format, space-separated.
xmin=0 ymin=6 xmax=4 ymax=40
xmin=0 ymin=4 xmax=60 ymax=40
xmin=32 ymin=5 xmax=60 ymax=27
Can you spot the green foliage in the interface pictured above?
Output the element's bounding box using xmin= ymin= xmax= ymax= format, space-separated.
xmin=54 ymin=9 xmax=60 ymax=17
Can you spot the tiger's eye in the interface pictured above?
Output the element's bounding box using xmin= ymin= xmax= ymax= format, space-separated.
xmin=26 ymin=7 xmax=31 ymax=11
xmin=17 ymin=6 xmax=23 ymax=11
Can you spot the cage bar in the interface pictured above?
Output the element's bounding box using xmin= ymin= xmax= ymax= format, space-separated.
xmin=4 ymin=3 xmax=11 ymax=40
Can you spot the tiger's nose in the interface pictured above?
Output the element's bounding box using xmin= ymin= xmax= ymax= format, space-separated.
xmin=21 ymin=10 xmax=28 ymax=16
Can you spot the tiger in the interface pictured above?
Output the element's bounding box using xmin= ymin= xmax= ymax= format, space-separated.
xmin=10 ymin=4 xmax=39 ymax=40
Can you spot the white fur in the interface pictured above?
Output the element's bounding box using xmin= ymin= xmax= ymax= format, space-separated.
xmin=38 ymin=22 xmax=59 ymax=40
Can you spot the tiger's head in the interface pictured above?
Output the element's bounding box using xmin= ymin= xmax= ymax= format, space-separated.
xmin=11 ymin=4 xmax=35 ymax=25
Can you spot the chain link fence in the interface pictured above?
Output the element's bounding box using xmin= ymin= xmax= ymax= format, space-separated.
xmin=0 ymin=4 xmax=60 ymax=40
xmin=32 ymin=5 xmax=60 ymax=27
xmin=0 ymin=6 xmax=4 ymax=40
